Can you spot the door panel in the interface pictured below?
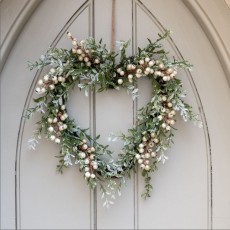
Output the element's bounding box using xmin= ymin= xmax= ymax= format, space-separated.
xmin=2 ymin=0 xmax=230 ymax=229
xmin=135 ymin=2 xmax=208 ymax=229
xmin=94 ymin=0 xmax=136 ymax=229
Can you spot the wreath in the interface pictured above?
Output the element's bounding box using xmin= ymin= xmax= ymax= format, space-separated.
xmin=26 ymin=30 xmax=201 ymax=207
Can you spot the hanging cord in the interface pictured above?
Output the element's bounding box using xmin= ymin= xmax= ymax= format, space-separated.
xmin=111 ymin=0 xmax=116 ymax=51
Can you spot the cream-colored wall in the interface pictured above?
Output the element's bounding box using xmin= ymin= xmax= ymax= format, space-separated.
xmin=1 ymin=0 xmax=230 ymax=229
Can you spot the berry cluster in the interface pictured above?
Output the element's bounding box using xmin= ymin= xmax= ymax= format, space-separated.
xmin=35 ymin=70 xmax=66 ymax=94
xmin=135 ymin=132 xmax=159 ymax=171
xmin=75 ymin=139 xmax=98 ymax=179
xmin=46 ymin=105 xmax=68 ymax=144
xmin=158 ymin=95 xmax=176 ymax=132
xmin=116 ymin=58 xmax=177 ymax=85
xmin=67 ymin=32 xmax=100 ymax=67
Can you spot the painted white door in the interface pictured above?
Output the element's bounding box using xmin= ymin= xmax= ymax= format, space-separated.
xmin=1 ymin=0 xmax=230 ymax=229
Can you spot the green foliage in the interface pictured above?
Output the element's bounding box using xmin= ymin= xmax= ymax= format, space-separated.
xmin=26 ymin=30 xmax=201 ymax=206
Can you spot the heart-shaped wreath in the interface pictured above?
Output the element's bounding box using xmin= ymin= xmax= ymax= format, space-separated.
xmin=26 ymin=30 xmax=201 ymax=206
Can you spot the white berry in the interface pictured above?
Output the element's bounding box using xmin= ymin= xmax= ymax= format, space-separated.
xmin=58 ymin=76 xmax=63 ymax=82
xmin=48 ymin=127 xmax=54 ymax=132
xmin=145 ymin=165 xmax=150 ymax=171
xmin=50 ymin=68 xmax=55 ymax=74
xmin=52 ymin=76 xmax=57 ymax=82
xmin=90 ymin=154 xmax=95 ymax=160
xmin=170 ymin=120 xmax=175 ymax=125
xmin=55 ymin=138 xmax=60 ymax=144
xmin=147 ymin=148 xmax=153 ymax=153
xmin=43 ymin=75 xmax=49 ymax=81
xmin=145 ymin=67 xmax=151 ymax=72
xmin=148 ymin=142 xmax=154 ymax=148
xmin=72 ymin=40 xmax=77 ymax=46
xmin=120 ymin=71 xmax=125 ymax=76
xmin=162 ymin=96 xmax=167 ymax=101
xmin=60 ymin=115 xmax=66 ymax=121
xmin=127 ymin=64 xmax=132 ymax=70
xmin=94 ymin=59 xmax=100 ymax=64
xmin=145 ymin=153 xmax=150 ymax=159
xmin=139 ymin=60 xmax=144 ymax=65
xmin=131 ymin=65 xmax=136 ymax=70
xmin=151 ymin=152 xmax=157 ymax=157
xmin=85 ymin=172 xmax=91 ymax=178
xmin=140 ymin=164 xmax=145 ymax=169
xmin=77 ymin=49 xmax=82 ymax=54
xmin=117 ymin=68 xmax=122 ymax=73
xmin=168 ymin=102 xmax=173 ymax=108
xmin=91 ymin=147 xmax=95 ymax=152
xmin=166 ymin=68 xmax=173 ymax=74
xmin=82 ymin=139 xmax=87 ymax=143
xmin=135 ymin=154 xmax=141 ymax=159
xmin=153 ymin=138 xmax=159 ymax=143
xmin=128 ymin=74 xmax=133 ymax=80
xmin=141 ymin=154 xmax=145 ymax=159
xmin=41 ymin=88 xmax=46 ymax=93
xmin=93 ymin=164 xmax=98 ymax=169
xmin=35 ymin=87 xmax=41 ymax=93
xmin=82 ymin=144 xmax=88 ymax=150
xmin=53 ymin=117 xmax=58 ymax=123
xmin=91 ymin=173 xmax=96 ymax=179
xmin=163 ymin=76 xmax=168 ymax=81
xmin=171 ymin=110 xmax=176 ymax=115
xmin=38 ymin=79 xmax=43 ymax=85
xmin=159 ymin=63 xmax=165 ymax=69
xmin=139 ymin=143 xmax=144 ymax=148
xmin=84 ymin=57 xmax=89 ymax=62
xmin=118 ymin=79 xmax=123 ymax=85
xmin=85 ymin=159 xmax=90 ymax=165
xmin=145 ymin=57 xmax=150 ymax=62
xmin=162 ymin=123 xmax=167 ymax=128
xmin=91 ymin=174 xmax=96 ymax=179
xmin=85 ymin=167 xmax=90 ymax=172
xmin=148 ymin=61 xmax=154 ymax=66
xmin=158 ymin=115 xmax=163 ymax=121
xmin=166 ymin=126 xmax=171 ymax=131
xmin=48 ymin=118 xmax=53 ymax=123
xmin=80 ymin=152 xmax=86 ymax=158
xmin=139 ymin=148 xmax=144 ymax=153
xmin=67 ymin=32 xmax=72 ymax=38
xmin=49 ymin=84 xmax=55 ymax=90
xmin=50 ymin=135 xmax=55 ymax=141
xmin=138 ymin=159 xmax=143 ymax=164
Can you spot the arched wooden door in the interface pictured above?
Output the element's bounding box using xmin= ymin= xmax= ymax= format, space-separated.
xmin=1 ymin=0 xmax=230 ymax=229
